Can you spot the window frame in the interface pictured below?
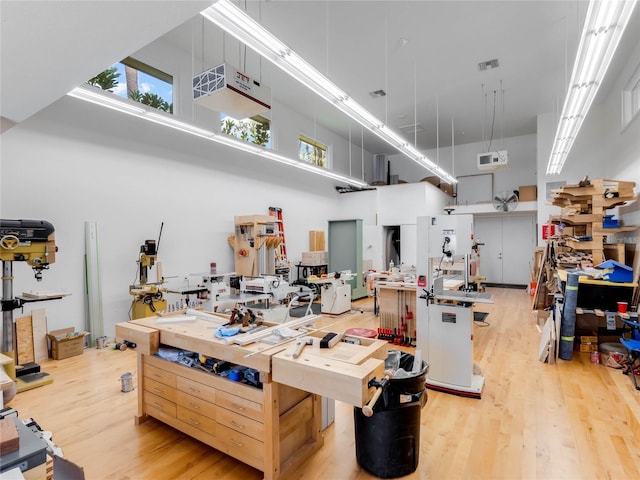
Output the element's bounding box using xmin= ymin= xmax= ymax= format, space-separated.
xmin=117 ymin=56 xmax=174 ymax=113
xmin=298 ymin=134 xmax=329 ymax=168
xmin=622 ymin=62 xmax=640 ymax=130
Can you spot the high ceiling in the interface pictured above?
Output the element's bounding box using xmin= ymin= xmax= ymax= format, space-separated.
xmin=2 ymin=1 xmax=639 ymax=158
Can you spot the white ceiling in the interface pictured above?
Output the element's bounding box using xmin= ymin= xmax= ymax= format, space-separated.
xmin=2 ymin=1 xmax=639 ymax=157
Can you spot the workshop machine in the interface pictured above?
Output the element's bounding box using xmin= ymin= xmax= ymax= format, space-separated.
xmin=129 ymin=238 xmax=167 ymax=319
xmin=1 ymin=219 xmax=59 ymax=397
xmin=1 ymin=220 xmax=57 ymax=353
xmin=308 ymin=271 xmax=354 ymax=315
xmin=240 ymin=275 xmax=292 ymax=304
xmin=416 ymin=215 xmax=492 ymax=399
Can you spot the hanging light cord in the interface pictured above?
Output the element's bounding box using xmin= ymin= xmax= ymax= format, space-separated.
xmin=487 ymin=90 xmax=497 ymax=152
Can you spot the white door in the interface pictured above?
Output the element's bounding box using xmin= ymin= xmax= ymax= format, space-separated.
xmin=474 ymin=217 xmax=502 ymax=283
xmin=474 ymin=214 xmax=535 ymax=285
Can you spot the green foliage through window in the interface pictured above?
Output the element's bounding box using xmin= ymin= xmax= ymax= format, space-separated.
xmin=221 ymin=115 xmax=271 ymax=147
xmin=299 ymin=135 xmax=327 ymax=168
xmin=86 ymin=57 xmax=173 ymax=114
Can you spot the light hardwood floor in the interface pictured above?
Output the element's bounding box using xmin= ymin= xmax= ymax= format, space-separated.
xmin=8 ymin=287 xmax=640 ymax=479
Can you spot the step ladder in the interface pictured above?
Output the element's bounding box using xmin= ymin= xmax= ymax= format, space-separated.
xmin=268 ymin=206 xmax=288 ymax=268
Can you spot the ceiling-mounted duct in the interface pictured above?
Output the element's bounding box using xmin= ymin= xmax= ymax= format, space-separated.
xmin=193 ymin=63 xmax=271 ymax=119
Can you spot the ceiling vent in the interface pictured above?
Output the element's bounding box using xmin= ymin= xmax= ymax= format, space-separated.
xmin=399 ymin=123 xmax=424 ymax=134
xmin=478 ymin=59 xmax=500 ymax=71
xmin=193 ymin=63 xmax=271 ymax=119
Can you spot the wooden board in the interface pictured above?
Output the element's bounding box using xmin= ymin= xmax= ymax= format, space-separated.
xmin=15 ymin=315 xmax=34 ymax=364
xmin=31 ymin=308 xmax=49 ymax=362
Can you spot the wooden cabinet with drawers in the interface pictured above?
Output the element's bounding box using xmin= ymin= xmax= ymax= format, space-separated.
xmin=116 ymin=315 xmax=387 ymax=480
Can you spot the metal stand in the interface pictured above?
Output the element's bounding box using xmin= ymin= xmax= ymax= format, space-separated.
xmin=2 ymin=261 xmax=15 ymax=353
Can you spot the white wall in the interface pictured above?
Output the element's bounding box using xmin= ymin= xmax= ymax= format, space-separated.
xmin=334 ymin=183 xmax=449 ymax=270
xmin=386 ymin=133 xmax=538 ymax=200
xmin=1 ymin=97 xmax=347 ymax=338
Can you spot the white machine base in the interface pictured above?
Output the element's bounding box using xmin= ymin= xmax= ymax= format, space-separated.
xmin=425 ymin=374 xmax=484 ymax=399
xmin=320 ymin=283 xmax=351 ymax=315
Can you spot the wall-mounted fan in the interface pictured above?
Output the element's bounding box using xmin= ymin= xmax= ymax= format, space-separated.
xmin=493 ymin=191 xmax=519 ymax=212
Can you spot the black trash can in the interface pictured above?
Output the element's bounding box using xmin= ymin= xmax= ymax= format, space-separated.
xmin=354 ymin=351 xmax=429 ymax=478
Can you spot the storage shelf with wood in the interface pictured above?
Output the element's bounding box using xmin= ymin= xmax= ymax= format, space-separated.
xmin=548 ymin=179 xmax=637 ymax=265
xmin=228 ymin=215 xmax=283 ymax=277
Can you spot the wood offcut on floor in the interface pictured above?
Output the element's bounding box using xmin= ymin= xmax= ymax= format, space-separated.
xmin=8 ymin=287 xmax=640 ymax=479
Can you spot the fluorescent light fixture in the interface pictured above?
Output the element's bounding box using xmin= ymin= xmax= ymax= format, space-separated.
xmin=68 ymin=86 xmax=146 ymax=115
xmin=202 ymin=0 xmax=457 ymax=185
xmin=546 ymin=0 xmax=637 ymax=175
xmin=68 ymin=85 xmax=367 ymax=188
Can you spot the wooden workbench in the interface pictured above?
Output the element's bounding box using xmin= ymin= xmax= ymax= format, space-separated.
xmin=115 ymin=315 xmax=387 ymax=480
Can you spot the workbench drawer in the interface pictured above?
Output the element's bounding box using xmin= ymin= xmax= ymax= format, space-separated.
xmin=216 ymin=406 xmax=264 ymax=441
xmin=177 ymin=405 xmax=217 ymax=433
xmin=176 ymin=391 xmax=216 ymax=420
xmin=216 ymin=390 xmax=263 ymax=423
xmin=144 ymin=362 xmax=177 ymax=388
xmin=177 ymin=376 xmax=216 ymax=403
xmin=144 ymin=377 xmax=177 ymax=403
xmin=217 ymin=423 xmax=264 ymax=470
xmin=144 ymin=391 xmax=177 ymax=418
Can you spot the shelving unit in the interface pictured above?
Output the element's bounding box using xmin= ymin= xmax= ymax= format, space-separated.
xmin=228 ymin=215 xmax=282 ymax=277
xmin=549 ymin=179 xmax=637 ymax=265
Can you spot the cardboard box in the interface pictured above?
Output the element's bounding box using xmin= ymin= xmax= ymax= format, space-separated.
xmin=47 ymin=327 xmax=87 ymax=360
xmin=309 ymin=231 xmax=325 ymax=252
xmin=579 ymin=343 xmax=598 ymax=353
xmin=576 ymin=312 xmax=624 ymax=330
xmin=301 ymin=251 xmax=328 ymax=266
xmin=519 ymin=185 xmax=537 ymax=202
xmin=580 ymin=335 xmax=598 ymax=344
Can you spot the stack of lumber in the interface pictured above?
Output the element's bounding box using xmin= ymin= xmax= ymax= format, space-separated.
xmin=549 ymin=179 xmax=637 ymax=265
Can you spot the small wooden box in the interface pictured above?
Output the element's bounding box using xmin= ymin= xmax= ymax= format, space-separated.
xmin=0 ymin=418 xmax=19 ymax=455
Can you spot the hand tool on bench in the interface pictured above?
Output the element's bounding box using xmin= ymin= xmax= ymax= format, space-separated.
xmin=319 ymin=331 xmax=343 ymax=348
xmin=293 ymin=337 xmax=313 ymax=358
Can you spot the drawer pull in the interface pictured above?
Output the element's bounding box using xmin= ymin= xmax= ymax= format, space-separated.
xmin=153 ymin=402 xmax=163 ymax=409
xmin=152 ymin=387 xmax=163 ymax=393
xmin=231 ymin=421 xmax=245 ymax=429
xmin=190 ymin=403 xmax=200 ymax=409
xmin=190 ymin=418 xmax=200 ymax=426
xmin=189 ymin=387 xmax=200 ymax=393
xmin=232 ymin=403 xmax=245 ymax=411
xmin=153 ymin=373 xmax=162 ymax=379
xmin=230 ymin=439 xmax=244 ymax=447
